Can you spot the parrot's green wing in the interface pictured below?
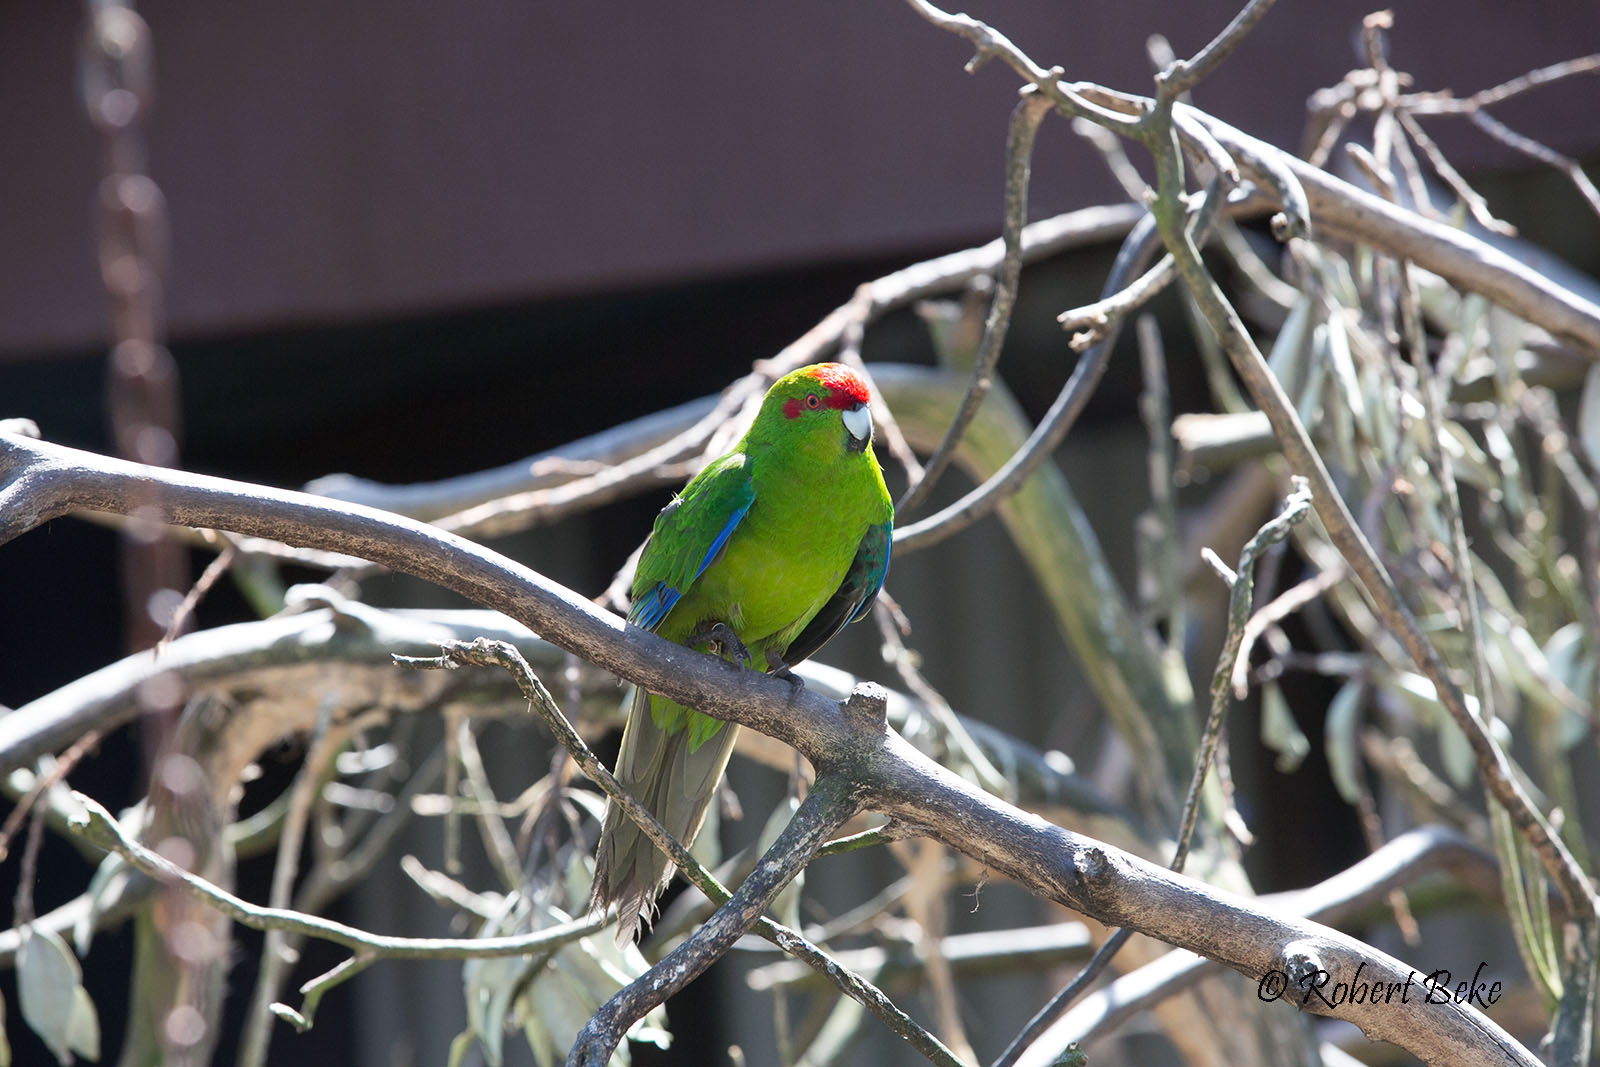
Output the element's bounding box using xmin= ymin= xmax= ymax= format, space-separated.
xmin=782 ymin=519 xmax=891 ymax=667
xmin=628 ymin=452 xmax=755 ymax=633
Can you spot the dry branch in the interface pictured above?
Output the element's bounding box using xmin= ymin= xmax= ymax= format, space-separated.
xmin=0 ymin=426 xmax=1539 ymax=1067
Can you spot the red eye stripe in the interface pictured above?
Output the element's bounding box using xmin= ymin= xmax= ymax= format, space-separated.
xmin=782 ymin=391 xmax=845 ymax=419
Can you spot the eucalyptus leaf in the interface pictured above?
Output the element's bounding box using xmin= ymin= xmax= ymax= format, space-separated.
xmin=17 ymin=927 xmax=100 ymax=1064
xmin=1294 ymin=319 xmax=1331 ymax=430
xmin=1320 ymin=324 xmax=1358 ymax=471
xmin=1265 ymin=295 xmax=1315 ymax=398
xmin=1324 ymin=682 xmax=1366 ymax=806
xmin=1543 ymin=623 xmax=1596 ymax=751
xmin=1579 ymin=363 xmax=1600 ymax=462
xmin=1323 ymin=311 xmax=1368 ymax=436
xmin=1438 ymin=421 xmax=1499 ymax=492
xmin=457 ymin=848 xmax=669 ymax=1067
xmin=690 ymin=798 xmax=721 ymax=870
xmin=526 ymin=956 xmax=598 ymax=1066
xmin=1438 ymin=714 xmax=1478 ymax=789
xmin=1489 ymin=805 xmax=1562 ymax=1008
xmin=1379 ymin=672 xmax=1481 ymax=788
xmin=1483 ymin=305 xmax=1529 ymax=372
xmin=76 ymin=854 xmax=134 ymax=958
xmin=66 ymin=990 xmax=99 ymax=1064
xmin=1259 ymin=682 xmax=1310 ymax=774
xmin=1480 ymin=422 xmax=1524 ymax=517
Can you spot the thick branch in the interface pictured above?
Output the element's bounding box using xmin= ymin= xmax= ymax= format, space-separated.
xmin=1017 ymin=825 xmax=1500 ymax=1064
xmin=0 ymin=603 xmax=1119 ymax=830
xmin=0 ymin=428 xmax=1538 ymax=1066
xmin=0 ymin=600 xmax=558 ymax=775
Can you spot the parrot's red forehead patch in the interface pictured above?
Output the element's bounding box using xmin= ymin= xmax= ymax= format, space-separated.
xmin=780 ymin=363 xmax=871 ymax=420
xmin=807 ymin=363 xmax=872 ymax=406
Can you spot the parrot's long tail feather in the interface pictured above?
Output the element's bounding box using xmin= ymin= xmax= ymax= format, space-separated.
xmin=590 ymin=687 xmax=739 ymax=944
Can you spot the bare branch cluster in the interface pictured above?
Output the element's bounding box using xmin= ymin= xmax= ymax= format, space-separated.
xmin=5 ymin=3 xmax=1600 ymax=1066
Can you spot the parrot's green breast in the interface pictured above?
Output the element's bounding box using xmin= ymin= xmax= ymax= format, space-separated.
xmin=595 ymin=362 xmax=895 ymax=939
xmin=646 ymin=434 xmax=890 ymax=749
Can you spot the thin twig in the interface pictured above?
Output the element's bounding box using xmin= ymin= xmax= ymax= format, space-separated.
xmin=896 ymin=187 xmax=1225 ymax=554
xmin=399 ymin=639 xmax=967 ymax=1067
xmin=0 ymin=729 xmax=103 ymax=864
xmin=238 ymin=707 xmax=348 ymax=1067
xmin=1393 ymin=109 xmax=1514 ymax=235
xmin=273 ymin=955 xmax=374 ymax=1033
xmin=893 ymin=838 xmax=978 ymax=1063
xmin=1401 ymin=54 xmax=1600 ymax=113
xmin=570 ymin=775 xmax=858 ymax=1066
xmin=1072 ymin=118 xmax=1150 ymax=202
xmin=873 ymin=605 xmax=1008 ymax=797
xmin=1467 ymin=109 xmax=1600 ymax=221
xmin=1135 ymin=314 xmax=1185 ymax=655
xmin=1184 ymin=479 xmax=1312 ymax=865
xmin=1230 ymin=567 xmax=1345 ymax=699
xmin=902 ymin=0 xmax=1143 ymax=132
xmin=158 ymin=544 xmax=236 ymax=650
xmin=1151 ymin=77 xmax=1599 ymax=927
xmin=997 ymin=481 xmax=1312 ymax=1067
xmin=454 ymin=719 xmax=526 ymax=892
xmin=1056 ymin=257 xmax=1176 ymax=352
xmin=68 ymin=792 xmax=608 ymax=958
xmin=899 ymin=91 xmax=1052 ymax=516
xmin=1159 ymin=0 xmax=1279 ymax=97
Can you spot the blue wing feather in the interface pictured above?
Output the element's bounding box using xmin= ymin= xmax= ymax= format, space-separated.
xmin=628 ymin=583 xmax=681 ymax=632
xmin=695 ymin=507 xmax=746 ymax=584
xmin=627 ymin=456 xmax=755 ymax=634
xmin=848 ymin=530 xmax=889 ymax=624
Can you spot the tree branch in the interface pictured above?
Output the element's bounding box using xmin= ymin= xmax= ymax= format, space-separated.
xmin=0 ymin=426 xmax=1541 ymax=1066
xmin=1182 ymin=106 xmax=1600 ymax=354
xmin=67 ymin=792 xmax=608 ymax=959
xmin=569 ymin=774 xmax=858 ymax=1066
xmin=398 ymin=640 xmax=970 ymax=1067
xmin=898 ymin=91 xmax=1051 ymax=515
xmin=1015 ymin=825 xmax=1501 ymax=1064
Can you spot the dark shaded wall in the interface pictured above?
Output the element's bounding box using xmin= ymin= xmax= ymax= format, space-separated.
xmin=3 ymin=1 xmax=1597 ymax=356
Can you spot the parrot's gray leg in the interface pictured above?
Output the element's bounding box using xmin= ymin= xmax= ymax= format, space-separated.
xmin=690 ymin=620 xmax=752 ymax=669
xmin=764 ymin=647 xmax=807 ymax=689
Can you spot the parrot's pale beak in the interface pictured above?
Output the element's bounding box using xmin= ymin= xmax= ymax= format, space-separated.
xmin=841 ymin=403 xmax=872 ymax=453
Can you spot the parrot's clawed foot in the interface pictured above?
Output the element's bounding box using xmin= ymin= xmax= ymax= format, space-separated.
xmin=766 ymin=650 xmax=806 ymax=689
xmin=693 ymin=621 xmax=752 ymax=669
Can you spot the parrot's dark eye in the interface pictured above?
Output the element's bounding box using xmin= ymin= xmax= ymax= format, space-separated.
xmin=805 ymin=393 xmax=821 ymax=410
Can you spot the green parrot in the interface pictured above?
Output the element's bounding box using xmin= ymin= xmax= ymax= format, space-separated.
xmin=591 ymin=362 xmax=893 ymax=941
